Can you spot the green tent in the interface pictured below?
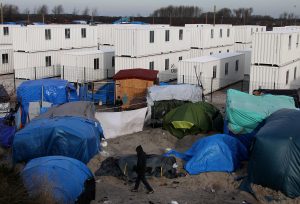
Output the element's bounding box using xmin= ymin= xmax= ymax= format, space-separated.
xmin=163 ymin=102 xmax=223 ymax=139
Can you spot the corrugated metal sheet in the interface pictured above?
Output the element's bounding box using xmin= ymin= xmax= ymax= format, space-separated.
xmin=61 ymin=49 xmax=115 ymax=82
xmin=249 ymin=60 xmax=300 ymax=93
xmin=234 ymin=25 xmax=266 ymax=43
xmin=12 ymin=25 xmax=98 ymax=52
xmin=252 ymin=31 xmax=300 ymax=66
xmin=0 ymin=45 xmax=14 ymax=74
xmin=178 ymin=52 xmax=245 ymax=94
xmin=115 ymin=25 xmax=190 ymax=57
xmin=190 ymin=45 xmax=234 ymax=58
xmin=186 ymin=24 xmax=234 ymax=49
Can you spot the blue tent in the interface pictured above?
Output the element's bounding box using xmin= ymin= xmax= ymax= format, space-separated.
xmin=22 ymin=156 xmax=94 ymax=204
xmin=0 ymin=117 xmax=16 ymax=148
xmin=165 ymin=134 xmax=248 ymax=175
xmin=13 ymin=116 xmax=102 ymax=164
xmin=17 ymin=79 xmax=78 ymax=125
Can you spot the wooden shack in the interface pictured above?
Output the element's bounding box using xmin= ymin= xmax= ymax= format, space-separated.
xmin=113 ymin=68 xmax=158 ymax=109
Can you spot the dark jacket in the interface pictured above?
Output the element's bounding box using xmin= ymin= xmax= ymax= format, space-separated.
xmin=136 ymin=145 xmax=147 ymax=175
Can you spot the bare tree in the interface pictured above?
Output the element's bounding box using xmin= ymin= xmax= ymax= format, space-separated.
xmin=37 ymin=4 xmax=48 ymax=15
xmin=82 ymin=7 xmax=90 ymax=15
xmin=92 ymin=8 xmax=98 ymax=16
xmin=23 ymin=8 xmax=30 ymax=15
xmin=72 ymin=7 xmax=79 ymax=15
xmin=52 ymin=5 xmax=64 ymax=15
xmin=2 ymin=4 xmax=19 ymax=21
xmin=217 ymin=8 xmax=232 ymax=18
xmin=150 ymin=5 xmax=202 ymax=18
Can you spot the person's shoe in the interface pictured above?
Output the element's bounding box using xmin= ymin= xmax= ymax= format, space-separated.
xmin=147 ymin=190 xmax=154 ymax=194
xmin=131 ymin=189 xmax=138 ymax=192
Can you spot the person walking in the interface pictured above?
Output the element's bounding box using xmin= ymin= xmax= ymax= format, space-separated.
xmin=131 ymin=145 xmax=154 ymax=194
xmin=114 ymin=96 xmax=123 ymax=112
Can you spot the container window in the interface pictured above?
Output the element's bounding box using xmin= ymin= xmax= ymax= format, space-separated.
xmin=179 ymin=29 xmax=183 ymax=40
xmin=150 ymin=31 xmax=154 ymax=43
xmin=220 ymin=29 xmax=223 ymax=38
xmin=261 ymin=28 xmax=264 ymax=32
xmin=3 ymin=27 xmax=9 ymax=36
xmin=94 ymin=58 xmax=99 ymax=70
xmin=165 ymin=30 xmax=170 ymax=42
xmin=81 ymin=28 xmax=86 ymax=38
xmin=227 ymin=29 xmax=230 ymax=37
xmin=149 ymin=61 xmax=154 ymax=70
xmin=286 ymin=70 xmax=289 ymax=84
xmin=165 ymin=59 xmax=169 ymax=70
xmin=45 ymin=56 xmax=51 ymax=67
xmin=225 ymin=63 xmax=229 ymax=75
xmin=210 ymin=52 xmax=213 ymax=55
xmin=45 ymin=29 xmax=51 ymax=40
xmin=2 ymin=54 xmax=8 ymax=64
xmin=288 ymin=35 xmax=292 ymax=50
xmin=235 ymin=60 xmax=239 ymax=71
xmin=112 ymin=56 xmax=115 ymax=67
xmin=213 ymin=66 xmax=217 ymax=79
xmin=65 ymin=28 xmax=70 ymax=39
xmin=294 ymin=67 xmax=297 ymax=80
xmin=211 ymin=29 xmax=214 ymax=39
xmin=219 ymin=51 xmax=222 ymax=53
xmin=179 ymin=56 xmax=183 ymax=61
xmin=227 ymin=49 xmax=230 ymax=52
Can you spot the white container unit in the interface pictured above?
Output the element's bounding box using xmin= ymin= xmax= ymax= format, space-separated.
xmin=115 ymin=25 xmax=190 ymax=57
xmin=273 ymin=26 xmax=300 ymax=31
xmin=237 ymin=50 xmax=251 ymax=75
xmin=178 ymin=52 xmax=245 ymax=94
xmin=249 ymin=60 xmax=300 ymax=93
xmin=61 ymin=48 xmax=115 ymax=83
xmin=0 ymin=45 xmax=14 ymax=74
xmin=190 ymin=45 xmax=234 ymax=58
xmin=12 ymin=25 xmax=97 ymax=52
xmin=186 ymin=24 xmax=234 ymax=49
xmin=234 ymin=25 xmax=266 ymax=43
xmin=115 ymin=50 xmax=189 ymax=81
xmin=0 ymin=25 xmax=20 ymax=45
xmin=234 ymin=43 xmax=252 ymax=51
xmin=252 ymin=30 xmax=300 ymax=66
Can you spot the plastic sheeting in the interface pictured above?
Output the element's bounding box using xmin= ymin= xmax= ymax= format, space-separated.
xmin=248 ymin=109 xmax=300 ymax=198
xmin=17 ymin=79 xmax=78 ymax=125
xmin=13 ymin=116 xmax=102 ymax=164
xmin=166 ymin=134 xmax=248 ymax=175
xmin=95 ymin=108 xmax=147 ymax=139
xmin=0 ymin=118 xmax=16 ymax=148
xmin=22 ymin=156 xmax=94 ymax=204
xmin=226 ymin=89 xmax=296 ymax=134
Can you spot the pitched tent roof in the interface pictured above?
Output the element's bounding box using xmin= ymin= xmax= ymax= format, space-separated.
xmin=0 ymin=85 xmax=10 ymax=103
xmin=113 ymin=68 xmax=158 ymax=81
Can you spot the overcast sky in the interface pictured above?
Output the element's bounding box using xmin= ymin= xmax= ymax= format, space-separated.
xmin=2 ymin=0 xmax=299 ymax=17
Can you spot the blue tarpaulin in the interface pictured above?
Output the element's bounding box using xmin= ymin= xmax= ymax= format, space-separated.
xmin=22 ymin=156 xmax=94 ymax=204
xmin=0 ymin=118 xmax=16 ymax=148
xmin=17 ymin=79 xmax=78 ymax=125
xmin=13 ymin=116 xmax=102 ymax=164
xmin=79 ymin=82 xmax=115 ymax=105
xmin=165 ymin=134 xmax=248 ymax=175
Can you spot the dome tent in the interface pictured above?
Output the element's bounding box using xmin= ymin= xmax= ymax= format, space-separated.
xmin=163 ymin=102 xmax=223 ymax=139
xmin=21 ymin=156 xmax=95 ymax=204
xmin=248 ymin=109 xmax=300 ymax=198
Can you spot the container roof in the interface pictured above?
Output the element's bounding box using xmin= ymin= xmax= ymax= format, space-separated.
xmin=113 ymin=68 xmax=158 ymax=81
xmin=182 ymin=52 xmax=243 ymax=63
xmin=64 ymin=48 xmax=114 ymax=56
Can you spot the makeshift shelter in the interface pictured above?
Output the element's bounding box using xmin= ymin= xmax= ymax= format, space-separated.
xmin=0 ymin=117 xmax=15 ymax=148
xmin=248 ymin=109 xmax=300 ymax=198
xmin=17 ymin=79 xmax=78 ymax=125
xmin=22 ymin=156 xmax=95 ymax=204
xmin=113 ymin=68 xmax=158 ymax=109
xmin=95 ymin=154 xmax=177 ymax=181
xmin=0 ymin=84 xmax=10 ymax=117
xmin=226 ymin=89 xmax=296 ymax=135
xmin=165 ymin=134 xmax=248 ymax=175
xmin=163 ymin=102 xmax=223 ymax=139
xmin=13 ymin=116 xmax=102 ymax=164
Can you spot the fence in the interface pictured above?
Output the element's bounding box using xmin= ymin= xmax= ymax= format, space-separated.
xmin=15 ymin=66 xmax=61 ymax=80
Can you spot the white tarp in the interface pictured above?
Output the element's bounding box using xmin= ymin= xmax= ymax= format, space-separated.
xmin=147 ymin=84 xmax=203 ymax=106
xmin=95 ymin=107 xmax=148 ymax=139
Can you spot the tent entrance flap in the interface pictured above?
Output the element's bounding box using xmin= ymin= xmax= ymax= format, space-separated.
xmin=172 ymin=121 xmax=194 ymax=129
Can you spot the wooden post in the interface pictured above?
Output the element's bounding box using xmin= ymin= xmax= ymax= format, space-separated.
xmin=213 ymin=5 xmax=216 ymax=26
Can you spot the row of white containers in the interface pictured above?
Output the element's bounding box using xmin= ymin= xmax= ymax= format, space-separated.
xmin=61 ymin=48 xmax=115 ymax=83
xmin=115 ymin=50 xmax=190 ymax=82
xmin=233 ymin=25 xmax=266 ymax=43
xmin=115 ymin=25 xmax=190 ymax=57
xmin=249 ymin=59 xmax=300 ymax=93
xmin=186 ymin=24 xmax=234 ymax=49
xmin=14 ymin=47 xmax=98 ymax=79
xmin=178 ymin=52 xmax=245 ymax=95
xmin=252 ymin=30 xmax=300 ymax=66
xmin=12 ymin=25 xmax=98 ymax=52
xmin=0 ymin=45 xmax=14 ymax=74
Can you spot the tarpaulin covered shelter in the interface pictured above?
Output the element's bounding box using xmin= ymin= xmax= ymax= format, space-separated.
xmin=226 ymin=89 xmax=296 ymax=135
xmin=22 ymin=156 xmax=95 ymax=204
xmin=163 ymin=102 xmax=223 ymax=139
xmin=13 ymin=116 xmax=102 ymax=164
xmin=248 ymin=109 xmax=300 ymax=198
xmin=17 ymin=79 xmax=78 ymax=125
xmin=165 ymin=134 xmax=248 ymax=175
xmin=0 ymin=117 xmax=15 ymax=148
